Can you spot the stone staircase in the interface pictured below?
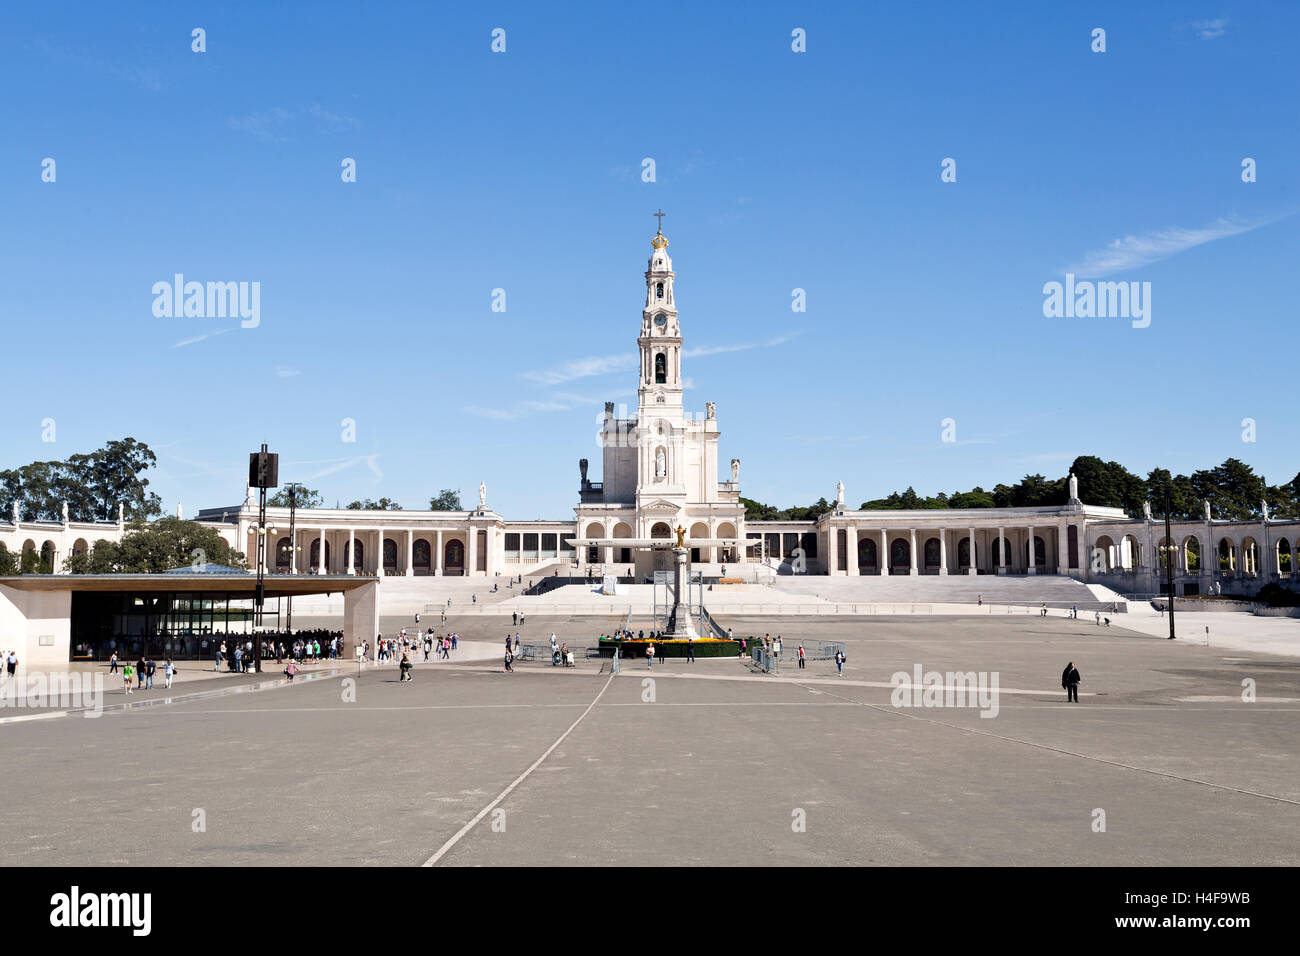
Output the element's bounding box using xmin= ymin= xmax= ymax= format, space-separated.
xmin=770 ymin=574 xmax=1123 ymax=610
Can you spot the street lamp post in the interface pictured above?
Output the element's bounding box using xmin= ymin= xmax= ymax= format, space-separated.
xmin=1164 ymin=489 xmax=1176 ymax=640
xmin=284 ymin=482 xmax=304 ymax=633
xmin=248 ymin=444 xmax=280 ymax=673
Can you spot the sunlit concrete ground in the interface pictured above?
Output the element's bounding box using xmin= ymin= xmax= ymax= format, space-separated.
xmin=0 ymin=614 xmax=1296 ymax=866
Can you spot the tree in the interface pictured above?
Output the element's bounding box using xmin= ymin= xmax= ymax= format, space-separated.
xmin=345 ymin=497 xmax=404 ymax=510
xmin=429 ymin=489 xmax=461 ymax=511
xmin=267 ymin=486 xmax=324 ymax=509
xmin=64 ymin=519 xmax=248 ymax=573
xmin=948 ymin=487 xmax=995 ymax=509
xmin=0 ymin=438 xmax=163 ymax=522
xmin=1191 ymin=458 xmax=1266 ymax=520
xmin=1272 ymin=472 xmax=1300 ymax=519
xmin=993 ymin=474 xmax=1065 ymax=508
xmin=1146 ymin=468 xmax=1199 ymax=519
xmin=1068 ymin=456 xmax=1146 ymax=516
xmin=19 ymin=550 xmax=51 ymax=574
xmin=62 ymin=539 xmax=119 ymax=574
xmin=0 ymin=543 xmax=17 ymax=576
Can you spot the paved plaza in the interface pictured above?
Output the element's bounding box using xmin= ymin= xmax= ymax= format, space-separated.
xmin=0 ymin=614 xmax=1296 ymax=866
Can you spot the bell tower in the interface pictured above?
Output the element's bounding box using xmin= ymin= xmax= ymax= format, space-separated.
xmin=638 ymin=210 xmax=683 ymax=414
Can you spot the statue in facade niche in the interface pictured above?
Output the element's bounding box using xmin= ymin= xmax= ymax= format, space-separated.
xmin=655 ymin=447 xmax=667 ymax=479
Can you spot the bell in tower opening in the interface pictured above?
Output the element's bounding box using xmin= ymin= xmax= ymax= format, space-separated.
xmin=654 ymin=353 xmax=666 ymax=383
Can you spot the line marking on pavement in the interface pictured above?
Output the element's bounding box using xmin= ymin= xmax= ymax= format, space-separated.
xmin=0 ymin=710 xmax=69 ymax=724
xmin=135 ymin=702 xmax=593 ymax=716
xmin=422 ymin=671 xmax=616 ymax=867
xmin=798 ymin=683 xmax=1300 ymax=807
xmin=0 ymin=668 xmax=349 ymax=726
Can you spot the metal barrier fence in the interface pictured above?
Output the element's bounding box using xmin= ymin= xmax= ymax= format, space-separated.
xmin=807 ymin=640 xmax=845 ymax=661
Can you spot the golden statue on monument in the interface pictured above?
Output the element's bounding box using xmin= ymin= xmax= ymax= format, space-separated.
xmin=674 ymin=524 xmax=687 ymax=548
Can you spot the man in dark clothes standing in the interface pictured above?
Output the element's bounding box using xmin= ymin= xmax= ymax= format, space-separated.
xmin=1062 ymin=661 xmax=1081 ymax=703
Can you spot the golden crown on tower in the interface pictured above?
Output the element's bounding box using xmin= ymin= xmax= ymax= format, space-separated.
xmin=651 ymin=231 xmax=669 ymax=250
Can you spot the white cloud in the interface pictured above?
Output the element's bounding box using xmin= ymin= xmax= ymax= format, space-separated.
xmin=466 ymin=391 xmax=616 ymax=422
xmin=684 ymin=334 xmax=796 ymax=358
xmin=276 ymin=366 xmax=300 ymax=378
xmin=522 ymin=354 xmax=631 ymax=386
xmin=1193 ymin=18 xmax=1228 ymax=39
xmin=1066 ymin=215 xmax=1265 ymax=277
xmin=309 ymin=103 xmax=360 ymax=132
xmin=228 ymin=107 xmax=292 ymax=142
xmin=171 ymin=328 xmax=235 ymax=349
xmin=296 ymin=454 xmax=384 ymax=482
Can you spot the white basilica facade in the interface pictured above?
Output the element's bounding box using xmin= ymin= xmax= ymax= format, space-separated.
xmin=3 ymin=224 xmax=1297 ymax=598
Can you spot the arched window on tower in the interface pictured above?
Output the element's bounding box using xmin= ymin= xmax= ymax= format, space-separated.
xmin=655 ymin=282 xmax=664 ymax=299
xmin=654 ymin=352 xmax=667 ymax=384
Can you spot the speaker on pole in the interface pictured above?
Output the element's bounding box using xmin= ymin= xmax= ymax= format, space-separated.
xmin=249 ymin=450 xmax=280 ymax=489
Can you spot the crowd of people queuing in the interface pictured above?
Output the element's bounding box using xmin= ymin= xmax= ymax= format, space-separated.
xmin=208 ymin=630 xmax=345 ymax=673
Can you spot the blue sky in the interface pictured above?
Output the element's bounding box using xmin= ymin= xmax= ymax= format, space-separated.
xmin=2 ymin=1 xmax=1296 ymax=517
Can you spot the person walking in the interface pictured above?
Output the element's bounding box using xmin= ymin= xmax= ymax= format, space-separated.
xmin=284 ymin=659 xmax=298 ymax=682
xmin=1061 ymin=661 xmax=1081 ymax=703
xmin=686 ymin=635 xmax=695 ymax=663
xmin=504 ymin=647 xmax=514 ymax=673
xmin=108 ymin=651 xmax=119 ymax=674
xmin=834 ymin=648 xmax=845 ymax=676
xmin=122 ymin=660 xmax=135 ymax=694
xmin=144 ymin=657 xmax=156 ymax=690
xmin=399 ymin=652 xmax=414 ymax=682
xmin=164 ymin=657 xmax=175 ymax=689
xmin=646 ymin=642 xmax=655 ymax=668
xmin=797 ymin=643 xmax=806 ymax=669
xmin=5 ymin=649 xmax=18 ymax=681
